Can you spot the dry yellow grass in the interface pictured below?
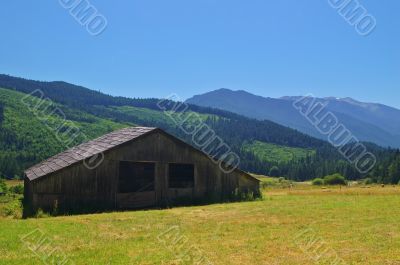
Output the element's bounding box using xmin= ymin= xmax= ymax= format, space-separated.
xmin=4 ymin=179 xmax=23 ymax=187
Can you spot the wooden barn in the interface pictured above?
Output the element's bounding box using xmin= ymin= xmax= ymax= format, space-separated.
xmin=23 ymin=127 xmax=260 ymax=216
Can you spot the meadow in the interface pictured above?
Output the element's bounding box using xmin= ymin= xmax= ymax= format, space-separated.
xmin=0 ymin=180 xmax=400 ymax=264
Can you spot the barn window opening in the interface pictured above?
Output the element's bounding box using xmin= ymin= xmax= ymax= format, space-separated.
xmin=169 ymin=163 xmax=194 ymax=188
xmin=118 ymin=162 xmax=155 ymax=193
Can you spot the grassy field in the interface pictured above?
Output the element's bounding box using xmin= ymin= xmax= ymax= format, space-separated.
xmin=3 ymin=180 xmax=23 ymax=187
xmin=1 ymin=183 xmax=400 ymax=264
xmin=243 ymin=141 xmax=315 ymax=163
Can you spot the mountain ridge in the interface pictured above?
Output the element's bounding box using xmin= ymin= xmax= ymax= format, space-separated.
xmin=186 ymin=88 xmax=400 ymax=148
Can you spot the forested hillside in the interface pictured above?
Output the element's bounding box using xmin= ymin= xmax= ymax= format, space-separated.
xmin=0 ymin=74 xmax=399 ymax=183
xmin=0 ymin=88 xmax=129 ymax=177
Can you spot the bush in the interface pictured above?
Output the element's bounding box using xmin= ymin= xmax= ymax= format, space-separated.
xmin=0 ymin=179 xmax=6 ymax=195
xmin=1 ymin=197 xmax=22 ymax=219
xmin=230 ymin=188 xmax=261 ymax=202
xmin=324 ymin=174 xmax=347 ymax=185
xmin=261 ymin=178 xmax=279 ymax=188
xmin=312 ymin=178 xmax=324 ymax=186
xmin=9 ymin=184 xmax=23 ymax=194
xmin=363 ymin=178 xmax=374 ymax=185
xmin=260 ymin=177 xmax=293 ymax=189
xmin=281 ymin=180 xmax=293 ymax=188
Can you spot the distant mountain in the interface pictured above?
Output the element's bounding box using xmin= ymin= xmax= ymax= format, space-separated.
xmin=186 ymin=88 xmax=400 ymax=148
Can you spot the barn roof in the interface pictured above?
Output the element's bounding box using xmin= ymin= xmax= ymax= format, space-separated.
xmin=25 ymin=127 xmax=157 ymax=181
xmin=25 ymin=126 xmax=259 ymax=184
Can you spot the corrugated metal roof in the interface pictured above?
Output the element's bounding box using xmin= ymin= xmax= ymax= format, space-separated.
xmin=25 ymin=127 xmax=157 ymax=181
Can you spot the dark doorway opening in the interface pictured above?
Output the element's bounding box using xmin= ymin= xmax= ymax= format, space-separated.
xmin=118 ymin=162 xmax=155 ymax=193
xmin=169 ymin=163 xmax=194 ymax=188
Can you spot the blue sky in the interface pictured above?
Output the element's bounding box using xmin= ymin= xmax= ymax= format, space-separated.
xmin=0 ymin=0 xmax=399 ymax=107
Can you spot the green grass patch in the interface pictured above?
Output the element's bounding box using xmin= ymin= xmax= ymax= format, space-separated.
xmin=243 ymin=140 xmax=315 ymax=163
